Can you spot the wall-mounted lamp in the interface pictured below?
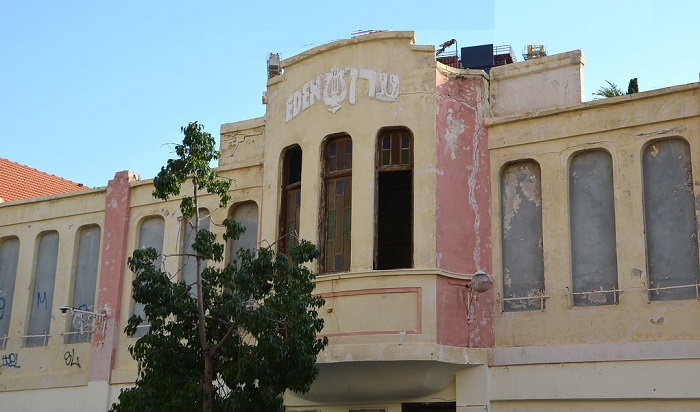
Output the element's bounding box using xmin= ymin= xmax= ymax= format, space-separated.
xmin=59 ymin=306 xmax=107 ymax=339
xmin=466 ymin=271 xmax=493 ymax=324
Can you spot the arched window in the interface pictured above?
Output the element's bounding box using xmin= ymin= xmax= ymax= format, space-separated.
xmin=569 ymin=150 xmax=618 ymax=306
xmin=26 ymin=231 xmax=59 ymax=346
xmin=66 ymin=225 xmax=102 ymax=343
xmin=280 ymin=145 xmax=302 ymax=254
xmin=643 ymin=138 xmax=699 ymax=301
xmin=228 ymin=202 xmax=259 ymax=262
xmin=321 ymin=134 xmax=352 ymax=273
xmin=131 ymin=216 xmax=164 ymax=337
xmin=375 ymin=129 xmax=413 ymax=270
xmin=181 ymin=209 xmax=210 ymax=296
xmin=0 ymin=236 xmax=19 ymax=348
xmin=500 ymin=160 xmax=544 ymax=311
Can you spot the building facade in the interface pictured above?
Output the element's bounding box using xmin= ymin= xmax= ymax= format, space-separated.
xmin=0 ymin=31 xmax=698 ymax=411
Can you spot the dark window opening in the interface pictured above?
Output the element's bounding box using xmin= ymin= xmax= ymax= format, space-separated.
xmin=402 ymin=402 xmax=456 ymax=412
xmin=375 ymin=129 xmax=413 ymax=270
xmin=321 ymin=135 xmax=352 ymax=273
xmin=280 ymin=145 xmax=302 ymax=254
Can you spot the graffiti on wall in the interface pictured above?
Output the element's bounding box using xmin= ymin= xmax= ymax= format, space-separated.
xmin=64 ymin=349 xmax=81 ymax=368
xmin=286 ymin=66 xmax=400 ymax=122
xmin=1 ymin=352 xmax=21 ymax=368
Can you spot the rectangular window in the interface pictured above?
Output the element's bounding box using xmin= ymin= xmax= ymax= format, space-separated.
xmin=569 ymin=150 xmax=618 ymax=306
xmin=322 ymin=135 xmax=352 ymax=273
xmin=643 ymin=138 xmax=700 ymax=301
xmin=375 ymin=130 xmax=413 ymax=270
xmin=66 ymin=225 xmax=101 ymax=343
xmin=132 ymin=216 xmax=164 ymax=337
xmin=26 ymin=231 xmax=59 ymax=346
xmin=280 ymin=145 xmax=302 ymax=254
xmin=0 ymin=237 xmax=19 ymax=349
xmin=501 ymin=161 xmax=545 ymax=311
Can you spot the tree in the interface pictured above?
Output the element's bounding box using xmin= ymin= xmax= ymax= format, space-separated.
xmin=593 ymin=78 xmax=640 ymax=99
xmin=111 ymin=122 xmax=328 ymax=412
xmin=627 ymin=78 xmax=639 ymax=94
xmin=593 ymin=80 xmax=624 ymax=98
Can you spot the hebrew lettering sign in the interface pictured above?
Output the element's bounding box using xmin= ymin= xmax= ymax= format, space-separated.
xmin=286 ymin=66 xmax=400 ymax=122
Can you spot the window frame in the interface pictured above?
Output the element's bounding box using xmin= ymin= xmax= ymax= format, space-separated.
xmin=279 ymin=145 xmax=303 ymax=255
xmin=374 ymin=127 xmax=414 ymax=270
xmin=319 ymin=133 xmax=353 ymax=274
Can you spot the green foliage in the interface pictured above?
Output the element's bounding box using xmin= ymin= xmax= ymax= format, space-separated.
xmin=153 ymin=122 xmax=231 ymax=216
xmin=593 ymin=80 xmax=624 ymax=99
xmin=593 ymin=78 xmax=639 ymax=99
xmin=627 ymin=78 xmax=639 ymax=94
xmin=111 ymin=122 xmax=327 ymax=412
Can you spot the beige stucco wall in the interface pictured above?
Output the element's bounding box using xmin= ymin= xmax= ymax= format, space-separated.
xmin=260 ymin=31 xmax=439 ymax=272
xmin=0 ymin=190 xmax=105 ymax=393
xmin=488 ymin=83 xmax=700 ymax=347
xmin=489 ymin=50 xmax=585 ymax=118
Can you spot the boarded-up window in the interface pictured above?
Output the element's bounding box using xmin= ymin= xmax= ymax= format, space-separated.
xmin=280 ymin=145 xmax=302 ymax=254
xmin=501 ymin=161 xmax=544 ymax=311
xmin=66 ymin=225 xmax=102 ymax=343
xmin=26 ymin=231 xmax=59 ymax=346
xmin=375 ymin=129 xmax=413 ymax=270
xmin=569 ymin=150 xmax=618 ymax=306
xmin=322 ymin=134 xmax=352 ymax=273
xmin=132 ymin=216 xmax=164 ymax=337
xmin=228 ymin=202 xmax=259 ymax=261
xmin=0 ymin=237 xmax=19 ymax=348
xmin=182 ymin=209 xmax=210 ymax=296
xmin=643 ymin=138 xmax=700 ymax=301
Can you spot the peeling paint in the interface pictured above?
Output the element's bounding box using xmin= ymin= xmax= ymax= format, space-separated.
xmin=586 ymin=290 xmax=608 ymax=304
xmin=649 ymin=316 xmax=664 ymax=325
xmin=503 ymin=269 xmax=512 ymax=288
xmin=648 ymin=144 xmax=659 ymax=158
xmin=443 ymin=108 xmax=465 ymax=160
xmin=501 ymin=163 xmax=542 ymax=236
xmin=631 ymin=268 xmax=643 ymax=278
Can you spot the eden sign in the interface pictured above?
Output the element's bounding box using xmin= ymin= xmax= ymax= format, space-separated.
xmin=286 ymin=66 xmax=400 ymax=122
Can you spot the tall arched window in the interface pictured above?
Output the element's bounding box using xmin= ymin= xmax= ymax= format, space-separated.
xmin=0 ymin=236 xmax=19 ymax=348
xmin=321 ymin=134 xmax=352 ymax=273
xmin=26 ymin=231 xmax=59 ymax=346
xmin=500 ymin=160 xmax=544 ymax=311
xmin=375 ymin=129 xmax=413 ymax=270
xmin=131 ymin=216 xmax=164 ymax=337
xmin=280 ymin=145 xmax=302 ymax=254
xmin=66 ymin=225 xmax=102 ymax=343
xmin=181 ymin=209 xmax=210 ymax=296
xmin=228 ymin=202 xmax=259 ymax=262
xmin=569 ymin=150 xmax=618 ymax=306
xmin=643 ymin=138 xmax=699 ymax=301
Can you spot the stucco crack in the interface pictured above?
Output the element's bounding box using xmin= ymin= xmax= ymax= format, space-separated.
xmin=467 ymin=116 xmax=485 ymax=269
xmin=437 ymin=91 xmax=479 ymax=110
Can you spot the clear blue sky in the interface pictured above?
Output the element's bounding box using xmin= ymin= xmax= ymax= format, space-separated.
xmin=2 ymin=0 xmax=698 ymax=188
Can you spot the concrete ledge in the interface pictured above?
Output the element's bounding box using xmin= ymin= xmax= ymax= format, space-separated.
xmin=491 ymin=339 xmax=700 ymax=366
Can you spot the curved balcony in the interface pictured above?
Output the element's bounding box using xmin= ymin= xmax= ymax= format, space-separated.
xmin=297 ymin=268 xmax=493 ymax=403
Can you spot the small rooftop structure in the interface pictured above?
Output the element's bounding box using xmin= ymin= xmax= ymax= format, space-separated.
xmin=460 ymin=44 xmax=517 ymax=73
xmin=523 ymin=44 xmax=547 ymax=60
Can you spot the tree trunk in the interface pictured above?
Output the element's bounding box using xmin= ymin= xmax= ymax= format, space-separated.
xmin=203 ymin=351 xmax=215 ymax=412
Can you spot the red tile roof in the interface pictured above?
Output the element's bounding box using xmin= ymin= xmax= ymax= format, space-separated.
xmin=0 ymin=158 xmax=89 ymax=203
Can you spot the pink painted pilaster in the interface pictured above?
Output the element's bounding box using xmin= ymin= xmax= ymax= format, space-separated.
xmin=434 ymin=69 xmax=494 ymax=347
xmin=90 ymin=171 xmax=138 ymax=383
